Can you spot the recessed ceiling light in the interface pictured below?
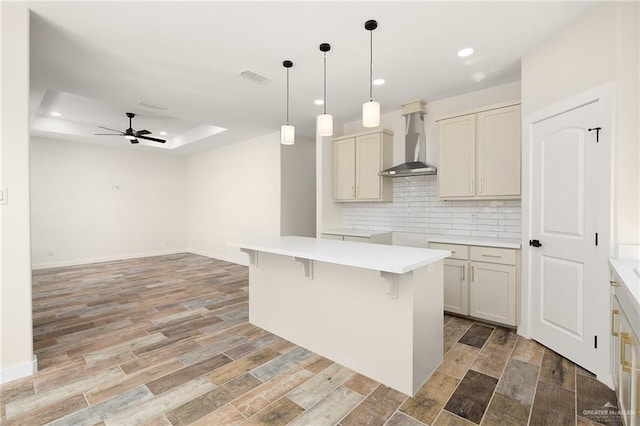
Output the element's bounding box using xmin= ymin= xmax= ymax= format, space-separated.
xmin=159 ymin=131 xmax=167 ymax=136
xmin=314 ymin=99 xmax=324 ymax=105
xmin=373 ymin=79 xmax=385 ymax=86
xmin=472 ymin=72 xmax=487 ymax=82
xmin=50 ymin=111 xmax=62 ymax=117
xmin=457 ymin=48 xmax=474 ymax=58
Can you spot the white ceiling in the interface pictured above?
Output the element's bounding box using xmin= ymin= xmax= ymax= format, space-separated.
xmin=27 ymin=1 xmax=596 ymax=154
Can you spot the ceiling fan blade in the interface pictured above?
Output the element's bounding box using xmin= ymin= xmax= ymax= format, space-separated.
xmin=130 ymin=138 xmax=139 ymax=144
xmin=94 ymin=133 xmax=123 ymax=136
xmin=98 ymin=126 xmax=123 ymax=133
xmin=135 ymin=129 xmax=151 ymax=136
xmin=137 ymin=135 xmax=166 ymax=143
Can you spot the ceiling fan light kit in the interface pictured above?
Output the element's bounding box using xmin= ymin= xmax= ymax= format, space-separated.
xmin=363 ymin=19 xmax=381 ymax=128
xmin=316 ymin=43 xmax=333 ymax=137
xmin=280 ymin=60 xmax=295 ymax=145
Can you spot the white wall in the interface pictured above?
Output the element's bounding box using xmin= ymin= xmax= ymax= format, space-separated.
xmin=520 ymin=1 xmax=639 ymax=385
xmin=187 ymin=131 xmax=282 ymax=264
xmin=522 ymin=1 xmax=640 ymax=248
xmin=0 ymin=2 xmax=35 ymax=383
xmin=30 ymin=138 xmax=188 ymax=268
xmin=281 ymin=136 xmax=316 ymax=237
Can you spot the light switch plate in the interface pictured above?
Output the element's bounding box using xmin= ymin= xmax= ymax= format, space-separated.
xmin=0 ymin=188 xmax=7 ymax=205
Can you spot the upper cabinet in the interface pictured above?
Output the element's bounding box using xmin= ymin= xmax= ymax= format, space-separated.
xmin=333 ymin=129 xmax=393 ymax=202
xmin=438 ymin=104 xmax=521 ymax=200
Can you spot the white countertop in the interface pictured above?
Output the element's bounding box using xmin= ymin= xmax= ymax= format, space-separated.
xmin=230 ymin=236 xmax=450 ymax=275
xmin=609 ymin=258 xmax=640 ymax=337
xmin=426 ymin=235 xmax=522 ymax=249
xmin=322 ymin=228 xmax=391 ymax=238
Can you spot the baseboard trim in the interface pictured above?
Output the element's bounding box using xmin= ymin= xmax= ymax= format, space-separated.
xmin=0 ymin=355 xmax=37 ymax=385
xmin=187 ymin=249 xmax=248 ymax=266
xmin=31 ymin=249 xmax=190 ymax=270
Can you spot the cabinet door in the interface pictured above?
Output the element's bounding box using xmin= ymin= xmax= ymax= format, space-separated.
xmin=619 ymin=310 xmax=635 ymax=426
xmin=333 ymin=138 xmax=356 ymax=200
xmin=443 ymin=259 xmax=469 ymax=315
xmin=469 ymin=262 xmax=517 ymax=325
xmin=632 ymin=333 xmax=639 ymax=426
xmin=438 ymin=114 xmax=476 ymax=198
xmin=355 ymin=133 xmax=382 ymax=200
xmin=477 ymin=105 xmax=521 ymax=197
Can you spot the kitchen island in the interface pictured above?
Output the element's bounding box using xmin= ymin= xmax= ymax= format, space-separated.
xmin=230 ymin=236 xmax=449 ymax=396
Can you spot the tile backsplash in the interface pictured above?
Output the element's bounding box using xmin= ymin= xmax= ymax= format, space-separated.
xmin=343 ymin=175 xmax=521 ymax=240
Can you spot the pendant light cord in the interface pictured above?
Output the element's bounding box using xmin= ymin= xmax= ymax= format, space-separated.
xmin=286 ymin=67 xmax=290 ymax=124
xmin=369 ymin=30 xmax=373 ymax=101
xmin=323 ymin=52 xmax=327 ymax=115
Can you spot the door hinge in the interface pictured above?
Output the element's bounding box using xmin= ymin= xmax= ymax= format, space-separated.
xmin=595 ymin=233 xmax=598 ymax=246
xmin=588 ymin=127 xmax=601 ymax=142
xmin=594 ymin=335 xmax=598 ymax=349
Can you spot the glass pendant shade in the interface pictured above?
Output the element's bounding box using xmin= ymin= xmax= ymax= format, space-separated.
xmin=281 ymin=60 xmax=294 ymax=145
xmin=316 ymin=114 xmax=333 ymax=137
xmin=280 ymin=124 xmax=295 ymax=145
xmin=362 ymin=100 xmax=380 ymax=127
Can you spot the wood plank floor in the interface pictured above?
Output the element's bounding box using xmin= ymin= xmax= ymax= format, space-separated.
xmin=0 ymin=253 xmax=622 ymax=425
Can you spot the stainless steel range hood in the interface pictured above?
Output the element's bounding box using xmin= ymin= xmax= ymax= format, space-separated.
xmin=379 ymin=100 xmax=436 ymax=177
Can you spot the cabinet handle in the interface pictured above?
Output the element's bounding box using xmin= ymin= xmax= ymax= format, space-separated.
xmin=461 ymin=266 xmax=465 ymax=281
xmin=481 ymin=253 xmax=502 ymax=258
xmin=620 ymin=332 xmax=632 ymax=373
xmin=357 ymin=186 xmax=360 ymax=197
xmin=479 ymin=178 xmax=483 ymax=194
xmin=611 ymin=309 xmax=619 ymax=336
xmin=352 ymin=186 xmax=355 ymax=198
xmin=471 ymin=266 xmax=475 ymax=282
xmin=610 ymin=280 xmax=620 ymax=287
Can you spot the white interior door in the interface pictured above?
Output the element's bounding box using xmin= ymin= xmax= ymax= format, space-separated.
xmin=530 ymin=101 xmax=599 ymax=372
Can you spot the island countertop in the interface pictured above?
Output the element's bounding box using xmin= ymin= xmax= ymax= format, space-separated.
xmin=230 ymin=236 xmax=450 ymax=275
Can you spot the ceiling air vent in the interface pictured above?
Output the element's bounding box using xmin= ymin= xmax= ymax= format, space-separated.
xmin=138 ymin=101 xmax=168 ymax=111
xmin=238 ymin=69 xmax=271 ymax=85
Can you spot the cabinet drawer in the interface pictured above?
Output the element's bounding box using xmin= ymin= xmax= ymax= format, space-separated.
xmin=470 ymin=246 xmax=516 ymax=265
xmin=429 ymin=243 xmax=468 ymax=260
xmin=344 ymin=236 xmax=369 ymax=243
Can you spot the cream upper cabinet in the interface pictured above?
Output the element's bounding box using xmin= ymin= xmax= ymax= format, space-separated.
xmin=477 ymin=105 xmax=521 ymax=197
xmin=438 ymin=114 xmax=476 ymax=198
xmin=438 ymin=104 xmax=521 ymax=200
xmin=333 ymin=138 xmax=356 ymax=200
xmin=333 ymin=129 xmax=392 ymax=202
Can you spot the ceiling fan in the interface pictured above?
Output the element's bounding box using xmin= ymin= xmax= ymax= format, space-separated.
xmin=95 ymin=112 xmax=166 ymax=144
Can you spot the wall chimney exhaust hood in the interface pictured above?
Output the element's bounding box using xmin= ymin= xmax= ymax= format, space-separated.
xmin=379 ymin=100 xmax=436 ymax=177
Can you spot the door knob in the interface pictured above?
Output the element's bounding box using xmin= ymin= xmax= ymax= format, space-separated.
xmin=529 ymin=239 xmax=542 ymax=247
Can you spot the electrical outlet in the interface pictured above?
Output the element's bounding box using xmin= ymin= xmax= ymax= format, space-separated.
xmin=471 ymin=213 xmax=477 ymax=223
xmin=47 ymin=250 xmax=54 ymax=257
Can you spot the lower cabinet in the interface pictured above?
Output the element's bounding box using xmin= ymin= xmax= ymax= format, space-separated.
xmin=430 ymin=242 xmax=519 ymax=327
xmin=611 ymin=291 xmax=639 ymax=426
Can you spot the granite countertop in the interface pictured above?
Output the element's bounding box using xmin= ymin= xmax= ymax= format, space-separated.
xmin=426 ymin=234 xmax=522 ymax=249
xmin=322 ymin=228 xmax=392 ymax=238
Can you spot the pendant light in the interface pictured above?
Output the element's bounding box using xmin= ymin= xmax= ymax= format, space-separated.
xmin=362 ymin=19 xmax=380 ymax=128
xmin=316 ymin=43 xmax=333 ymax=137
xmin=280 ymin=60 xmax=295 ymax=145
